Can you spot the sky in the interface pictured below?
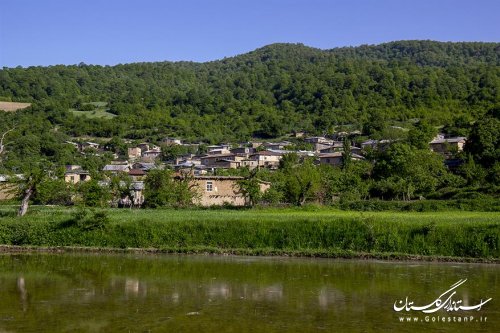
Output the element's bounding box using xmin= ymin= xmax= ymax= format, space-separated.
xmin=1 ymin=0 xmax=499 ymax=67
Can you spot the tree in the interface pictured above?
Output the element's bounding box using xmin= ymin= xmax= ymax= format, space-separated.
xmin=373 ymin=143 xmax=446 ymax=200
xmin=407 ymin=120 xmax=437 ymax=149
xmin=279 ymin=152 xmax=300 ymax=170
xmin=459 ymin=154 xmax=487 ymax=186
xmin=13 ymin=165 xmax=56 ymax=216
xmin=144 ymin=169 xmax=174 ymax=208
xmin=77 ymin=179 xmax=111 ymax=207
xmin=237 ymin=169 xmax=262 ymax=206
xmin=104 ymin=137 xmax=127 ymax=157
xmin=143 ymin=169 xmax=198 ymax=208
xmin=283 ymin=159 xmax=320 ymax=206
xmin=0 ymin=127 xmax=14 ymax=159
xmin=341 ymin=138 xmax=352 ymax=170
xmin=465 ymin=107 xmax=500 ymax=168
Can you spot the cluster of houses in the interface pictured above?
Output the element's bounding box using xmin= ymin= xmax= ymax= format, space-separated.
xmin=1 ymin=133 xmax=466 ymax=207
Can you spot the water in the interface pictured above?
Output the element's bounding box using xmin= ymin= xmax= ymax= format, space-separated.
xmin=0 ymin=253 xmax=498 ymax=332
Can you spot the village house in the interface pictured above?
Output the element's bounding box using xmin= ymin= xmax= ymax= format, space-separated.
xmin=141 ymin=147 xmax=161 ymax=162
xmin=79 ymin=142 xmax=100 ymax=152
xmin=361 ymin=139 xmax=378 ymax=149
xmin=0 ymin=175 xmax=16 ymax=201
xmin=128 ymin=169 xmax=146 ymax=181
xmin=319 ymin=143 xmax=362 ymax=155
xmin=360 ymin=139 xmax=392 ymax=151
xmin=240 ymin=159 xmax=259 ymax=169
xmin=98 ymin=180 xmax=145 ymax=208
xmin=190 ymin=176 xmax=270 ymax=206
xmin=132 ymin=162 xmax=158 ymax=172
xmin=430 ymin=136 xmax=466 ymax=156
xmin=200 ymin=154 xmax=245 ymax=168
xmin=318 ymin=152 xmax=344 ymax=166
xmin=230 ymin=146 xmax=255 ymax=157
xmin=305 ymin=136 xmax=334 ymax=145
xmin=207 ymin=146 xmax=231 ymax=155
xmin=318 ymin=141 xmax=344 ymax=153
xmin=292 ymin=131 xmax=305 ymax=138
xmin=208 ymin=148 xmax=231 ymax=155
xmin=318 ymin=152 xmax=365 ymax=167
xmin=249 ymin=150 xmax=283 ymax=168
xmin=127 ymin=147 xmax=142 ymax=160
xmin=103 ymin=162 xmax=130 ymax=174
xmin=137 ymin=143 xmax=152 ymax=152
xmin=130 ymin=181 xmax=145 ymax=207
xmin=213 ymin=159 xmax=241 ymax=169
xmin=304 ymin=137 xmax=336 ymax=152
xmin=250 ymin=142 xmax=263 ymax=149
xmin=162 ymin=137 xmax=182 ymax=145
xmin=263 ymin=141 xmax=292 ymax=150
xmin=174 ymin=163 xmax=208 ymax=175
xmin=64 ymin=165 xmax=91 ymax=184
xmin=173 ymin=154 xmax=201 ymax=166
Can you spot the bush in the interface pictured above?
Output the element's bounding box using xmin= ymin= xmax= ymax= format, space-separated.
xmin=69 ymin=208 xmax=109 ymax=231
xmin=336 ymin=198 xmax=500 ymax=212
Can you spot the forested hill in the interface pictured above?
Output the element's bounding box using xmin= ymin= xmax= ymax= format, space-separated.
xmin=0 ymin=40 xmax=499 ymax=142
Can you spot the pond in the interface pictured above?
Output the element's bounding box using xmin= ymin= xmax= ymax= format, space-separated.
xmin=0 ymin=253 xmax=498 ymax=332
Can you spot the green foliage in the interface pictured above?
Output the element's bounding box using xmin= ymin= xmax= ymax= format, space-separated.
xmin=143 ymin=169 xmax=198 ymax=208
xmin=68 ymin=207 xmax=109 ymax=231
xmin=77 ymin=179 xmax=111 ymax=207
xmin=0 ymin=207 xmax=498 ymax=258
xmin=459 ymin=154 xmax=487 ymax=186
xmin=160 ymin=144 xmax=194 ymax=162
xmin=0 ymin=41 xmax=498 ymax=143
xmin=341 ymin=138 xmax=352 ymax=170
xmin=32 ymin=178 xmax=71 ymax=205
xmin=0 ymin=41 xmax=498 ymax=206
xmin=373 ymin=143 xmax=447 ymax=200
xmin=465 ymin=106 xmax=500 ymax=168
xmin=282 ymin=159 xmax=321 ymax=206
xmin=407 ymin=120 xmax=437 ymax=149
xmin=143 ymin=169 xmax=174 ymax=208
xmin=237 ymin=169 xmax=262 ymax=206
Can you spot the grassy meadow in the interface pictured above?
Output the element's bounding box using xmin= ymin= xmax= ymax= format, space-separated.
xmin=0 ymin=206 xmax=499 ymax=260
xmin=69 ymin=101 xmax=116 ymax=119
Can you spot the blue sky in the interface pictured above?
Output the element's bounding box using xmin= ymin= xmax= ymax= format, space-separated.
xmin=1 ymin=0 xmax=499 ymax=67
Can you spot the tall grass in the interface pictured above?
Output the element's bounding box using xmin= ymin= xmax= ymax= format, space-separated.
xmin=0 ymin=207 xmax=498 ymax=259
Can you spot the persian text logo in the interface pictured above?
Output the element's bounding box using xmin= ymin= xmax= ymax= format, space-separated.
xmin=394 ymin=279 xmax=492 ymax=314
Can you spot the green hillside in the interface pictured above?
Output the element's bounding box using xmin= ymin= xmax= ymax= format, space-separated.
xmin=1 ymin=40 xmax=498 ymax=142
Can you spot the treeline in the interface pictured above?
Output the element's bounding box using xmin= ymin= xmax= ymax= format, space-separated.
xmin=1 ymin=40 xmax=499 ymax=142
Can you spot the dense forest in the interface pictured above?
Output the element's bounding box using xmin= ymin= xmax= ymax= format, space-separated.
xmin=0 ymin=41 xmax=499 ymax=207
xmin=1 ymin=40 xmax=499 ymax=143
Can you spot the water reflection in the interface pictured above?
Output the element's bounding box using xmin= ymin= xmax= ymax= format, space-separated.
xmin=16 ymin=276 xmax=28 ymax=312
xmin=0 ymin=254 xmax=498 ymax=333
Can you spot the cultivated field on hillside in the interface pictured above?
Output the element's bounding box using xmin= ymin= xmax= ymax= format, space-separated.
xmin=0 ymin=101 xmax=31 ymax=111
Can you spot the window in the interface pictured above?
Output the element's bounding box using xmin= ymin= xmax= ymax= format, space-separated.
xmin=206 ymin=181 xmax=213 ymax=192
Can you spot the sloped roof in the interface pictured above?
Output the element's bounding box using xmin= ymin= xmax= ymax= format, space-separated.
xmin=103 ymin=164 xmax=129 ymax=172
xmin=430 ymin=137 xmax=467 ymax=144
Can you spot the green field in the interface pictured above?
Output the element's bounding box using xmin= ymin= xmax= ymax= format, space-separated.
xmin=69 ymin=102 xmax=116 ymax=119
xmin=0 ymin=207 xmax=499 ymax=260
